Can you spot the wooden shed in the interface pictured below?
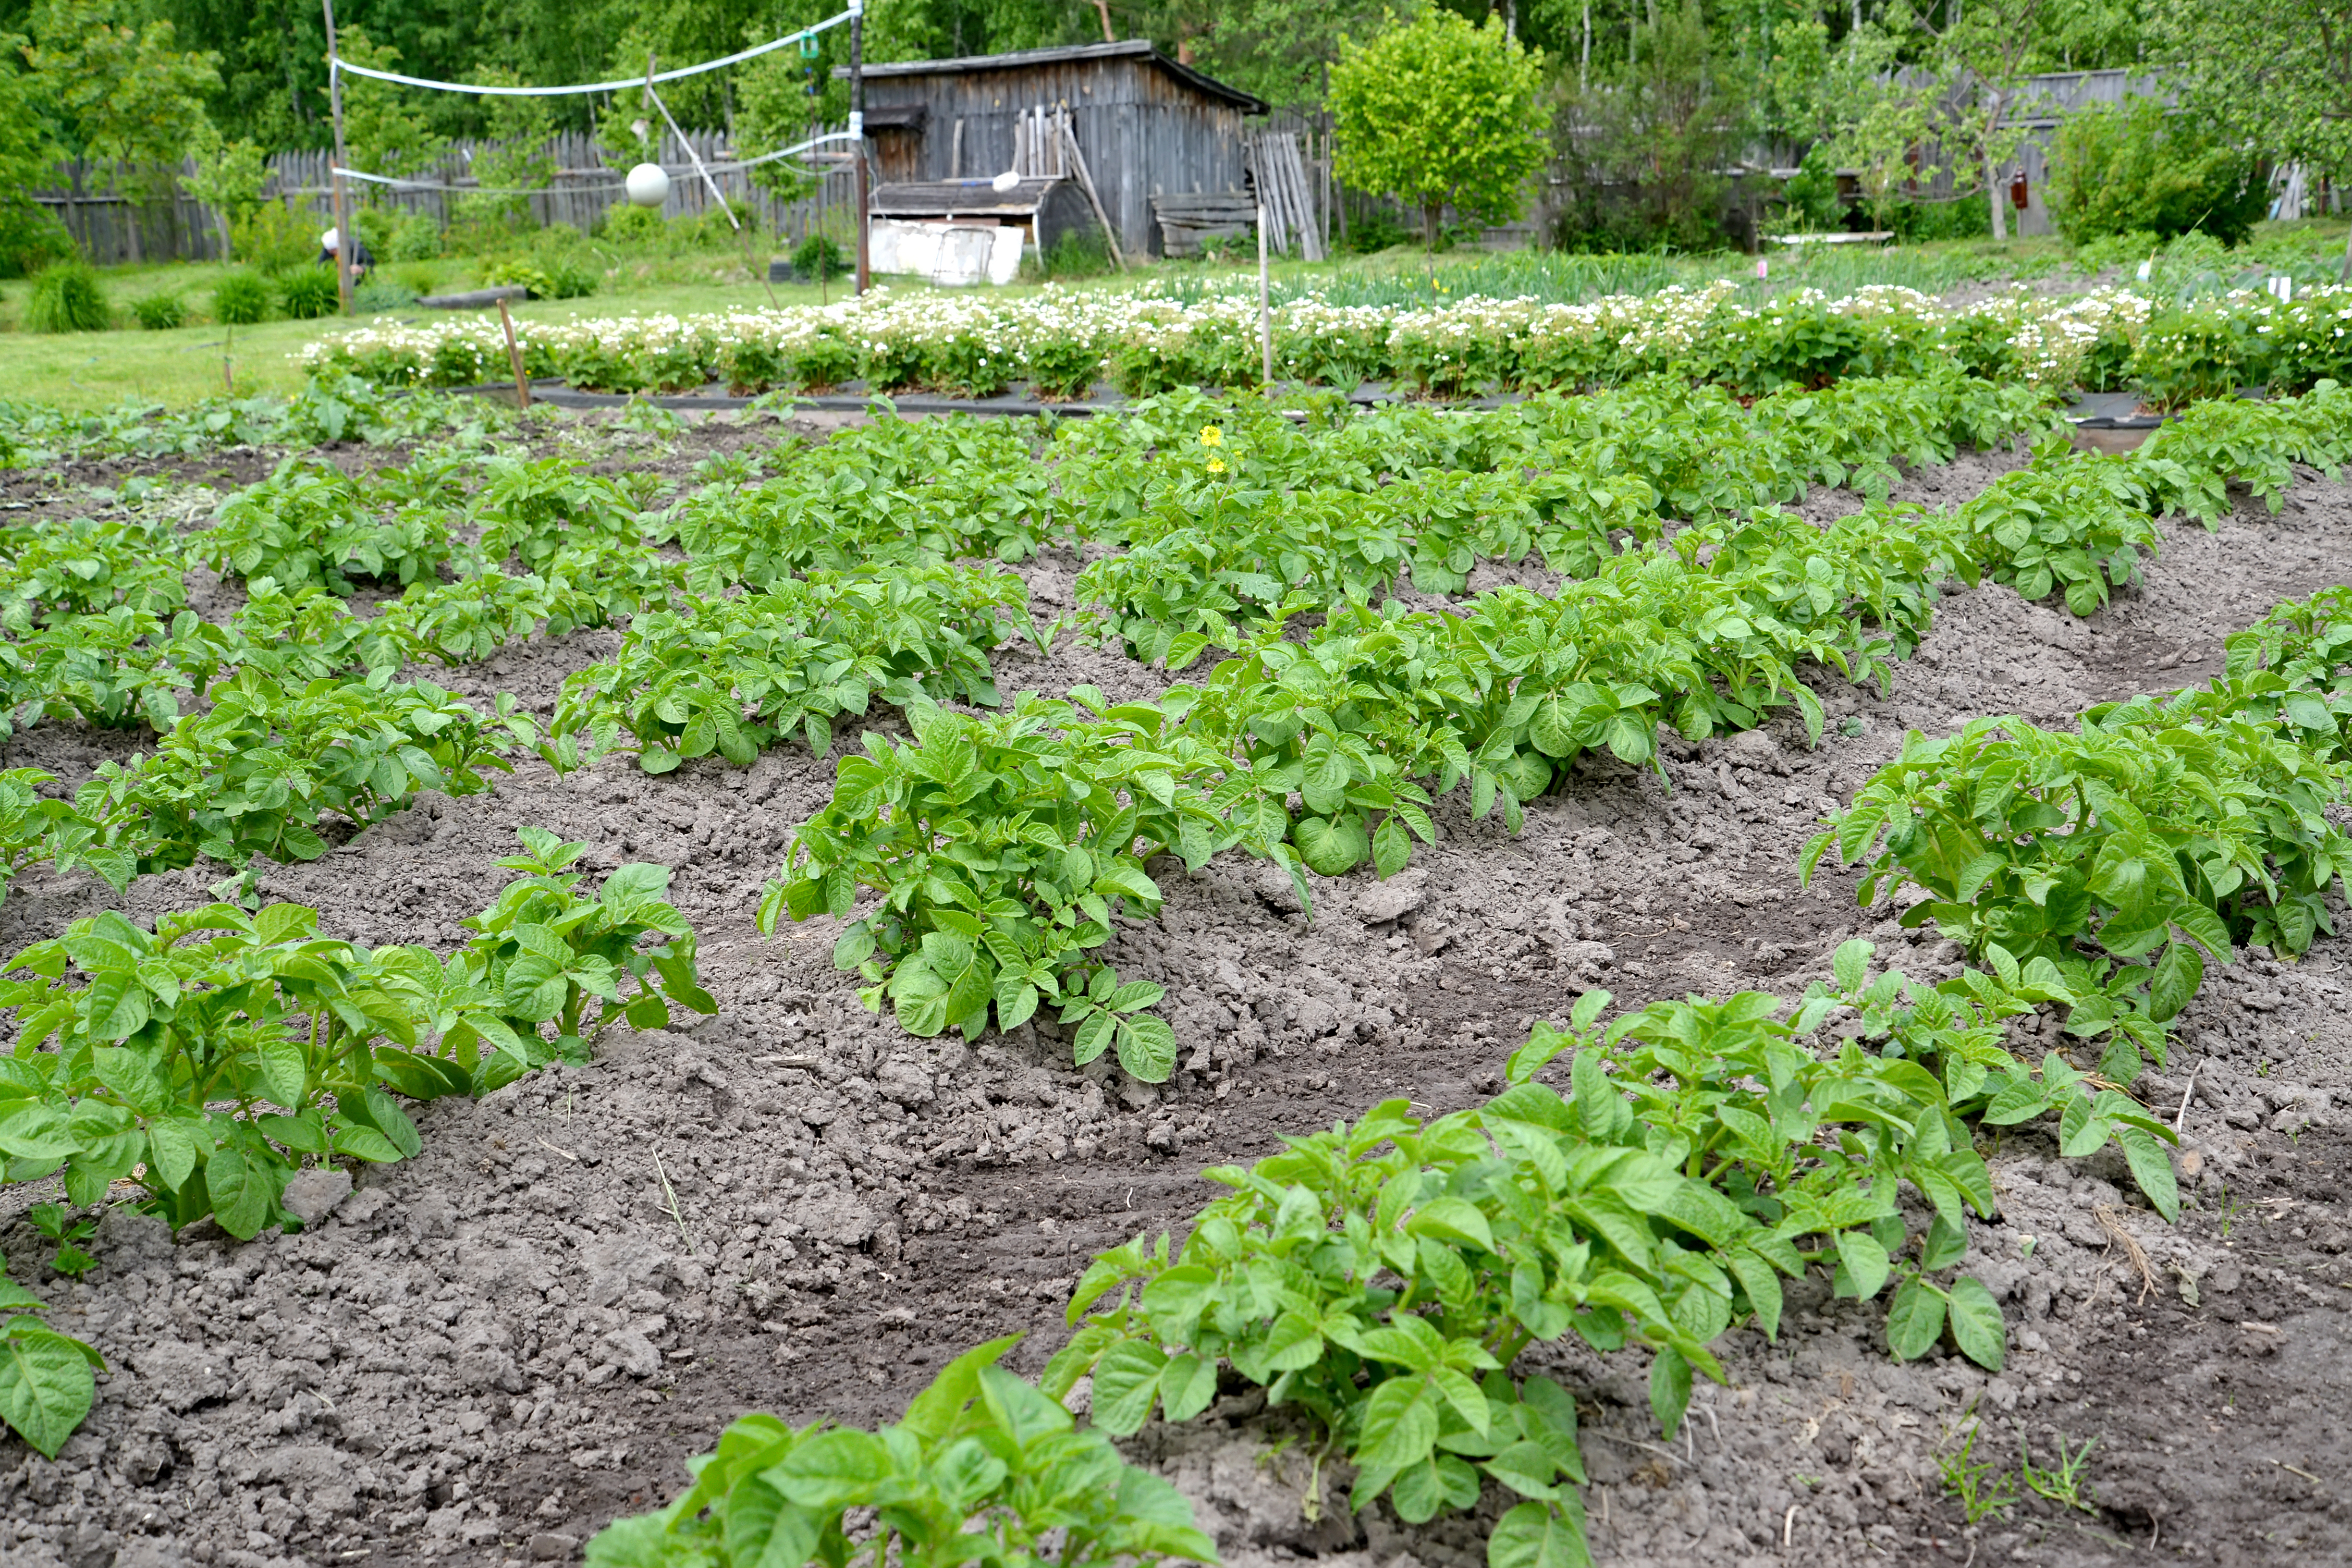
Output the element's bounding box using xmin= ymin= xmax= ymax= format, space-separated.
xmin=841 ymin=40 xmax=1267 ymax=260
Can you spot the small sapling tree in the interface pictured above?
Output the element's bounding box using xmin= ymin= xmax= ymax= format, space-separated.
xmin=1329 ymin=10 xmax=1548 ymax=250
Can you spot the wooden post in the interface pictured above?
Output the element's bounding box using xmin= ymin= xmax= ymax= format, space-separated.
xmin=496 ymin=297 xmax=531 ymax=409
xmin=850 ymin=0 xmax=869 ymax=295
xmin=1258 ymin=203 xmax=1272 ymax=385
xmin=323 ymin=0 xmax=354 ymax=316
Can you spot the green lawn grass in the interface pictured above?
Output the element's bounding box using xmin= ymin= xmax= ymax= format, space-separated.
xmin=0 ymin=254 xmax=905 ymax=410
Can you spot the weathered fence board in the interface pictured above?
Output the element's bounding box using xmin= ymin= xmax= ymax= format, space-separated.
xmin=32 ymin=127 xmax=861 ymax=266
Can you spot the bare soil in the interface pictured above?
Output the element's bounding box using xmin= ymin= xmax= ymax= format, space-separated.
xmin=0 ymin=420 xmax=2347 ymax=1568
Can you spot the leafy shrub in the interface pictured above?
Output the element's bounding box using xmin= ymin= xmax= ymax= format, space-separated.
xmin=23 ymin=264 xmax=110 ymax=334
xmin=1037 ymin=227 xmax=1112 ymax=280
xmin=1779 ymin=146 xmax=1845 ymax=232
xmin=211 ymin=270 xmax=272 ymax=325
xmin=381 ymin=209 xmax=444 ymax=262
xmin=1338 ymin=206 xmax=1415 ymax=254
xmin=392 ymin=261 xmax=441 ymax=297
xmin=130 ymin=291 xmax=186 ymax=330
xmin=230 ymin=203 xmax=317 ymax=273
xmin=2048 ymin=99 xmax=2269 ymax=247
xmin=277 ymin=265 xmax=342 ymax=320
xmin=790 ymin=231 xmax=844 ymax=280
xmin=1880 ymin=196 xmax=1992 ymax=243
xmin=601 ymin=202 xmax=667 ymax=245
xmin=0 ymin=201 xmax=76 ymax=279
xmin=352 ymin=275 xmax=416 ymax=312
xmin=585 ymin=1336 xmax=1215 ymax=1568
xmin=541 ymin=255 xmax=598 ymax=298
xmin=481 ymin=260 xmax=555 ymax=299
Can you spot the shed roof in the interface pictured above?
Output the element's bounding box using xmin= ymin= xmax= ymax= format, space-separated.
xmin=838 ymin=40 xmax=1268 ymax=115
xmin=871 ymin=178 xmax=1063 ymax=217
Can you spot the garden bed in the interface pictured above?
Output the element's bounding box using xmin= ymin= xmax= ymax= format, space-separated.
xmin=0 ymin=403 xmax=2347 ymax=1568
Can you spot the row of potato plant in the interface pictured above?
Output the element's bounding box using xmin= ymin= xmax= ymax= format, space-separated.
xmin=1013 ymin=589 xmax=2352 ymax=1565
xmin=0 ymin=370 xmax=2053 ymax=891
xmin=616 ymin=591 xmax=2352 ymax=1564
xmin=758 ymin=382 xmax=2352 ymax=1078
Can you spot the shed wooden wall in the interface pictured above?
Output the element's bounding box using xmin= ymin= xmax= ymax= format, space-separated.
xmin=858 ymin=58 xmax=1250 ymax=258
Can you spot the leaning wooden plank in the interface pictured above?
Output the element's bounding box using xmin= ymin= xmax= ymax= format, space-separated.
xmin=1059 ymin=123 xmax=1126 ymax=270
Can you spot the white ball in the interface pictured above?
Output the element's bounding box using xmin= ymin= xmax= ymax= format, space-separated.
xmin=626 ymin=163 xmax=671 ymax=208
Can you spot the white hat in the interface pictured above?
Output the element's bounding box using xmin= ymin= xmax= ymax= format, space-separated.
xmin=320 ymin=227 xmax=340 ymax=252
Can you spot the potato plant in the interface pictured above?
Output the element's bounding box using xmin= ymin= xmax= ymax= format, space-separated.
xmin=471 ymin=456 xmax=646 ymax=572
xmin=0 ymin=607 xmax=232 ymax=736
xmin=585 ymin=1335 xmax=1216 ymax=1568
xmin=0 ymin=768 xmax=129 ymax=911
xmin=0 ymin=517 xmax=188 ymax=630
xmin=439 ymin=828 xmax=716 ymax=1093
xmin=0 ymin=1258 xmax=105 ymax=1460
xmin=1050 ymin=946 xmax=2156 ymax=1563
xmin=80 ymin=671 xmax=536 ymax=870
xmin=1808 ymin=708 xmax=2352 ymax=1084
xmin=551 ymin=566 xmax=1033 ymax=773
xmin=202 ymin=458 xmax=452 ymax=593
xmin=760 ymin=696 xmax=1247 ymax=1081
xmin=0 ymin=902 xmax=475 ymax=1235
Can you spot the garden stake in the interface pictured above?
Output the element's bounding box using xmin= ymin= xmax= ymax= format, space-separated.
xmin=496 ymin=298 xmax=530 ymax=409
xmin=1258 ymin=203 xmax=1272 ymax=385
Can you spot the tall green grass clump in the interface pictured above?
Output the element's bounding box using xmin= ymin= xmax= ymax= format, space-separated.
xmin=278 ymin=267 xmax=341 ymax=320
xmin=212 ymin=271 xmax=272 ymax=325
xmin=24 ymin=263 xmax=111 ymax=333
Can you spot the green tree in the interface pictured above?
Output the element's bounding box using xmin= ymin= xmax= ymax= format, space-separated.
xmin=1330 ymin=8 xmax=1547 ymax=248
xmin=2047 ymin=97 xmax=2269 ymax=246
xmin=332 ymin=26 xmax=451 ymax=191
xmin=1810 ymin=0 xmax=2047 ymax=240
xmin=180 ymin=121 xmax=268 ymax=262
xmin=460 ymin=67 xmax=557 ymax=232
xmin=2156 ymin=0 xmax=2352 ymax=225
xmin=734 ymin=52 xmax=825 ymax=211
xmin=1554 ymin=0 xmax=1751 ymax=250
xmin=20 ymin=0 xmax=219 ymax=263
xmin=1148 ymin=0 xmax=1406 ymax=109
xmin=0 ymin=47 xmax=71 ymax=274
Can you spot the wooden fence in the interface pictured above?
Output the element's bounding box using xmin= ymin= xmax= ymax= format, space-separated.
xmin=32 ymin=127 xmax=866 ymax=266
xmin=33 ymin=109 xmax=1565 ymax=266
